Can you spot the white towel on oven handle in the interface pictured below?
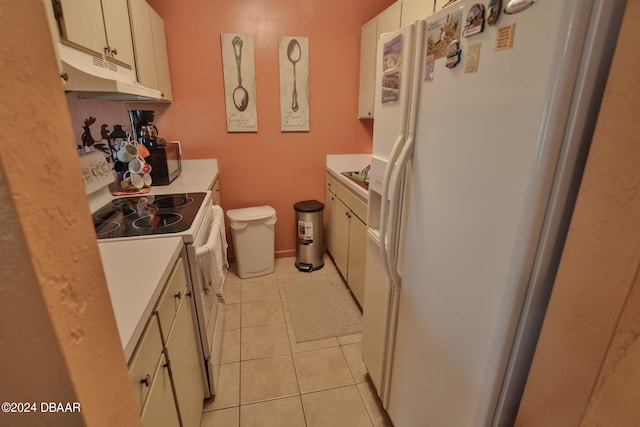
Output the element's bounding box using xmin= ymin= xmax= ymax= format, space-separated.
xmin=195 ymin=205 xmax=228 ymax=299
xmin=212 ymin=205 xmax=229 ymax=270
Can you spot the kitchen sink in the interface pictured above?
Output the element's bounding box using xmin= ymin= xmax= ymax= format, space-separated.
xmin=341 ymin=171 xmax=369 ymax=190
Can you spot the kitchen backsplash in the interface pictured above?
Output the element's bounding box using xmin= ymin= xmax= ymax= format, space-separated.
xmin=65 ymin=94 xmax=133 ymax=150
xmin=65 ymin=94 xmax=170 ymax=152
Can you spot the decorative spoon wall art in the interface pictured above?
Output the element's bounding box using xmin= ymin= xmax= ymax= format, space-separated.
xmin=287 ymin=39 xmax=301 ymax=112
xmin=279 ymin=36 xmax=309 ymax=132
xmin=221 ymin=33 xmax=258 ymax=132
xmin=231 ymin=36 xmax=249 ymax=112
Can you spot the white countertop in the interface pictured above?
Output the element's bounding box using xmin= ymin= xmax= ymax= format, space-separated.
xmin=97 ymin=159 xmax=218 ymax=361
xmin=99 ymin=237 xmax=183 ymax=361
xmin=149 ymin=159 xmax=219 ymax=195
xmin=326 ymin=154 xmax=371 ymax=200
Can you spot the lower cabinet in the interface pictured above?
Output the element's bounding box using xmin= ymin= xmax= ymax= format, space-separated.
xmin=166 ymin=286 xmax=204 ymax=427
xmin=128 ymin=255 xmax=204 ymax=427
xmin=326 ymin=173 xmax=368 ymax=306
xmin=333 ymin=197 xmax=351 ymax=280
xmin=347 ymin=214 xmax=367 ymax=306
xmin=211 ymin=177 xmax=221 ymax=205
xmin=141 ymin=354 xmax=180 ymax=427
xmin=325 ymin=184 xmax=336 ymax=256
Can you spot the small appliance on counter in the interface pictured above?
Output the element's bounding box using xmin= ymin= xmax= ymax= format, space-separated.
xmin=129 ymin=109 xmax=182 ymax=185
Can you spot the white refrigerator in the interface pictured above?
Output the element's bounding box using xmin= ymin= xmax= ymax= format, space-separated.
xmin=361 ymin=0 xmax=627 ymax=426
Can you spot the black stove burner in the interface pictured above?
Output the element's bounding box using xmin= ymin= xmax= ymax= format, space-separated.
xmin=133 ymin=213 xmax=183 ymax=229
xmin=92 ymin=192 xmax=207 ymax=239
xmin=154 ymin=195 xmax=194 ymax=209
xmin=95 ymin=205 xmax=135 ymax=221
xmin=96 ymin=221 xmax=121 ymax=238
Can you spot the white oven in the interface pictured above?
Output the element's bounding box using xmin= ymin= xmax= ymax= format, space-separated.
xmin=187 ymin=203 xmax=227 ymax=398
xmin=82 ymin=151 xmax=227 ymax=398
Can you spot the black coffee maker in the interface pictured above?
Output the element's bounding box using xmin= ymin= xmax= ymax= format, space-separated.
xmin=128 ymin=110 xmax=161 ymax=148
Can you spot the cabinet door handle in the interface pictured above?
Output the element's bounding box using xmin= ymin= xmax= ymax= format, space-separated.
xmin=104 ymin=46 xmax=110 ymax=56
xmin=60 ymin=72 xmax=68 ymax=81
xmin=111 ymin=48 xmax=118 ymax=56
xmin=141 ymin=374 xmax=151 ymax=387
xmin=174 ymin=291 xmax=182 ymax=300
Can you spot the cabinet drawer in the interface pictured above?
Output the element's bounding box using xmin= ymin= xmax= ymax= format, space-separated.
xmin=337 ymin=182 xmax=367 ymax=223
xmin=212 ymin=178 xmax=220 ymax=205
xmin=128 ymin=317 xmax=163 ymax=413
xmin=326 ymin=173 xmax=337 ymax=195
xmin=156 ymin=257 xmax=187 ymax=339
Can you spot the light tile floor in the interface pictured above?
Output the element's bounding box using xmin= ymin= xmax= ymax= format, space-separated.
xmin=200 ymin=256 xmax=392 ymax=427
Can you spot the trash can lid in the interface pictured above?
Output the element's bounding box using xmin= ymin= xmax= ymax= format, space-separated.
xmin=294 ymin=200 xmax=324 ymax=212
xmin=227 ymin=205 xmax=276 ymax=222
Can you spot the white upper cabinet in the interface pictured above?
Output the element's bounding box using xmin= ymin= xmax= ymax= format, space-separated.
xmin=129 ymin=0 xmax=173 ymax=101
xmin=150 ymin=7 xmax=173 ymax=101
xmin=376 ymin=1 xmax=403 ymax=36
xmin=101 ymin=0 xmax=136 ymax=67
xmin=56 ymin=0 xmax=135 ymax=68
xmin=401 ymin=0 xmax=435 ymax=27
xmin=358 ymin=19 xmax=378 ymax=119
xmin=358 ymin=1 xmax=402 ymax=119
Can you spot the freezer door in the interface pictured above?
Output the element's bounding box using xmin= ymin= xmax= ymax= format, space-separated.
xmin=369 ymin=24 xmax=415 ymax=195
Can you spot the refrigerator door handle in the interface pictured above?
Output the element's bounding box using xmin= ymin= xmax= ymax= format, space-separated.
xmin=383 ymin=21 xmax=424 ymax=291
xmin=379 ymin=132 xmax=405 ymax=284
xmin=386 ymin=133 xmax=416 ymax=289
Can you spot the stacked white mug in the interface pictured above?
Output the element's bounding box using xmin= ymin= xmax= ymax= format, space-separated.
xmin=117 ymin=143 xmax=152 ymax=191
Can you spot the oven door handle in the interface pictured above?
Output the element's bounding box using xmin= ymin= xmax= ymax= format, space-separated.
xmin=194 ymin=207 xmax=227 ymax=301
xmin=195 ymin=243 xmax=226 ymax=303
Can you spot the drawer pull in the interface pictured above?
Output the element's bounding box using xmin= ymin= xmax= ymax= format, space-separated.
xmin=141 ymin=374 xmax=151 ymax=387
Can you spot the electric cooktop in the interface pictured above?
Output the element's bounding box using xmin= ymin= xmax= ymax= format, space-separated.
xmin=93 ymin=192 xmax=207 ymax=239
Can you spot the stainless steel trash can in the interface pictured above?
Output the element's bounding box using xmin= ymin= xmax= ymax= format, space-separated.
xmin=294 ymin=200 xmax=324 ymax=272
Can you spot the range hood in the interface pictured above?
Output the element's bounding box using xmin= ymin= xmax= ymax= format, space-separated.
xmin=58 ymin=43 xmax=161 ymax=101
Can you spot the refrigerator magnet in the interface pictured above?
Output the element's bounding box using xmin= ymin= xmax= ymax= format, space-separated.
xmin=504 ymin=0 xmax=536 ymax=14
xmin=425 ymin=54 xmax=435 ymax=82
xmin=445 ymin=40 xmax=461 ymax=69
xmin=462 ymin=4 xmax=485 ymax=38
xmin=495 ymin=23 xmax=516 ymax=51
xmin=487 ymin=0 xmax=502 ymax=25
xmin=464 ymin=43 xmax=481 ymax=73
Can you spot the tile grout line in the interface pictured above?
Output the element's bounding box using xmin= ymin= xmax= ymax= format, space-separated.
xmin=278 ymin=269 xmax=309 ymax=427
xmin=236 ymin=277 xmax=243 ymax=424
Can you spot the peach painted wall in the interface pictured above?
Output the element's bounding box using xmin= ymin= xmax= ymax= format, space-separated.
xmin=515 ymin=1 xmax=640 ymax=425
xmin=143 ymin=0 xmax=394 ymax=257
xmin=0 ymin=2 xmax=140 ymax=426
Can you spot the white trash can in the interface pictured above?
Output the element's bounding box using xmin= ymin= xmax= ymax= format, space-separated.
xmin=226 ymin=205 xmax=277 ymax=279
